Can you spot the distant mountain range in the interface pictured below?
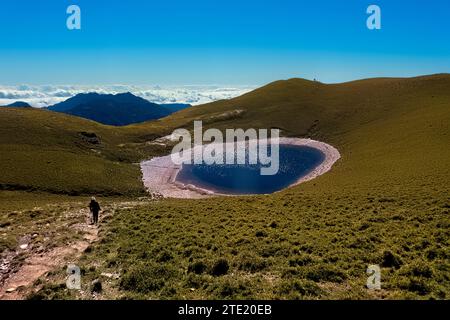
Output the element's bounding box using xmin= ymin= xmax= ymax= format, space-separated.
xmin=45 ymin=92 xmax=191 ymax=126
xmin=1 ymin=101 xmax=32 ymax=108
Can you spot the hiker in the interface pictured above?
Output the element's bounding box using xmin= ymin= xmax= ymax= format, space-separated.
xmin=89 ymin=197 xmax=101 ymax=225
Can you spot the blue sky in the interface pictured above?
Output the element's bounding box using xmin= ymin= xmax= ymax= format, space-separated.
xmin=0 ymin=0 xmax=449 ymax=85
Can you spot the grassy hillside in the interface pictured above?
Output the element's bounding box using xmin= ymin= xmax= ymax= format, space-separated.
xmin=145 ymin=74 xmax=450 ymax=140
xmin=0 ymin=108 xmax=149 ymax=195
xmin=1 ymin=74 xmax=449 ymax=299
xmin=69 ymin=74 xmax=447 ymax=299
xmin=2 ymin=74 xmax=448 ymax=195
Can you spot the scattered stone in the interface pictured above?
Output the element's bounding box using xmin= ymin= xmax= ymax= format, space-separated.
xmin=6 ymin=287 xmax=16 ymax=293
xmin=0 ymin=261 xmax=10 ymax=272
xmin=100 ymin=272 xmax=113 ymax=278
xmin=19 ymin=244 xmax=28 ymax=250
xmin=35 ymin=246 xmax=45 ymax=253
xmin=100 ymin=272 xmax=119 ymax=279
xmin=149 ymin=192 xmax=164 ymax=200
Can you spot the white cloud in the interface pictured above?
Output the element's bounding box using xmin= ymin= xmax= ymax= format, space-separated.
xmin=0 ymin=84 xmax=256 ymax=108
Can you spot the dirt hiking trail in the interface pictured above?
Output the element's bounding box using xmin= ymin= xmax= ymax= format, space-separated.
xmin=0 ymin=200 xmax=146 ymax=300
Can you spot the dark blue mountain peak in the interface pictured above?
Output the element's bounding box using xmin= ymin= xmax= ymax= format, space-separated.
xmin=46 ymin=92 xmax=190 ymax=126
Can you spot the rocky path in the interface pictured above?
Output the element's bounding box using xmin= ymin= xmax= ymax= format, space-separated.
xmin=0 ymin=201 xmax=141 ymax=300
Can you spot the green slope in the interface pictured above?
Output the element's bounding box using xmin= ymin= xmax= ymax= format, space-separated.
xmin=2 ymin=74 xmax=448 ymax=195
xmin=134 ymin=74 xmax=450 ymax=195
xmin=1 ymin=74 xmax=449 ymax=299
xmin=0 ymin=108 xmax=147 ymax=195
xmin=149 ymin=74 xmax=450 ymax=140
xmin=87 ymin=74 xmax=447 ymax=299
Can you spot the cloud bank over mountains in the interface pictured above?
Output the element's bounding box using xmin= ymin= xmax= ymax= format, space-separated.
xmin=0 ymin=84 xmax=255 ymax=108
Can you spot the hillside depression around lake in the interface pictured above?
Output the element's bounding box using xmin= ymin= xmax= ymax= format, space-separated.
xmin=141 ymin=138 xmax=341 ymax=197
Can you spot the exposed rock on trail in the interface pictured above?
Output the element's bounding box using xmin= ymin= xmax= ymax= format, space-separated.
xmin=0 ymin=207 xmax=99 ymax=300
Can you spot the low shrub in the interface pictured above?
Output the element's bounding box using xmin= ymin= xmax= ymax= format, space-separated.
xmin=381 ymin=250 xmax=403 ymax=269
xmin=278 ymin=279 xmax=323 ymax=299
xmin=210 ymin=258 xmax=229 ymax=276
xmin=188 ymin=260 xmax=208 ymax=275
xmin=304 ymin=265 xmax=347 ymax=283
xmin=209 ymin=278 xmax=251 ymax=299
xmin=236 ymin=254 xmax=268 ymax=273
xmin=120 ymin=262 xmax=178 ymax=294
